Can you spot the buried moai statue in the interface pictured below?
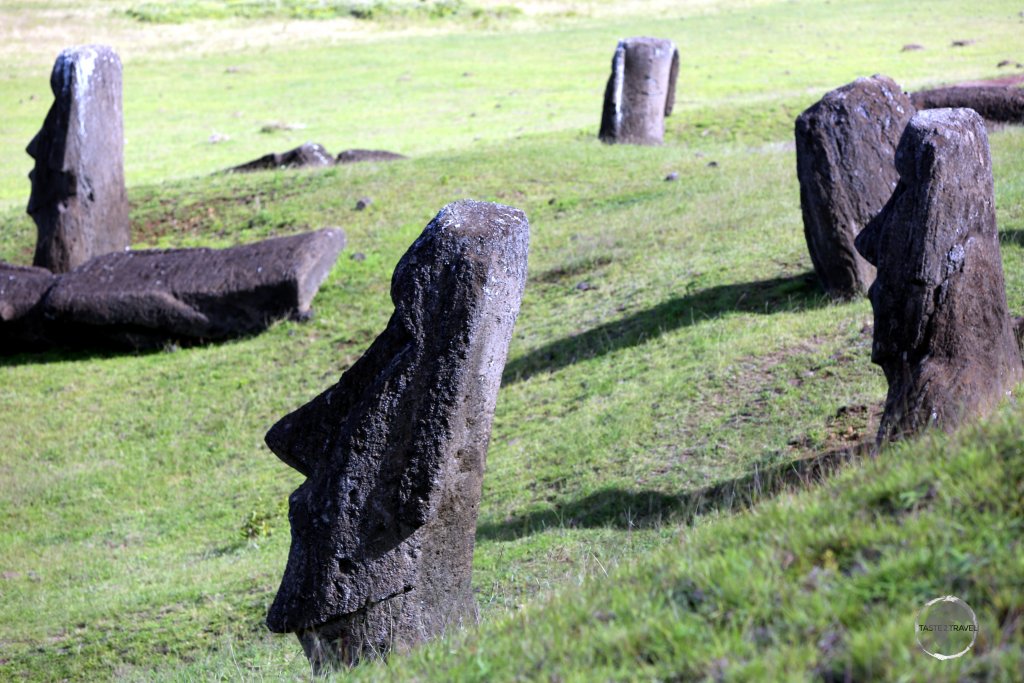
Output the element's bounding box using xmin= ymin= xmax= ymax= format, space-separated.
xmin=599 ymin=37 xmax=679 ymax=145
xmin=27 ymin=45 xmax=129 ymax=273
xmin=264 ymin=200 xmax=529 ymax=670
xmin=855 ymin=108 xmax=1023 ymax=443
xmin=795 ymin=75 xmax=915 ymax=299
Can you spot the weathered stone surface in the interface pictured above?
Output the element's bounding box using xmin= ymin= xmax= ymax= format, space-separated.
xmin=229 ymin=142 xmax=335 ymax=173
xmin=599 ymin=37 xmax=679 ymax=145
xmin=42 ymin=228 xmax=345 ymax=349
xmin=335 ymin=149 xmax=407 ymax=164
xmin=27 ymin=45 xmax=130 ymax=273
xmin=264 ymin=200 xmax=529 ymax=670
xmin=0 ymin=263 xmax=57 ymax=352
xmin=855 ymin=108 xmax=1022 ymax=442
xmin=795 ymin=75 xmax=915 ymax=299
xmin=910 ymin=85 xmax=1024 ymax=124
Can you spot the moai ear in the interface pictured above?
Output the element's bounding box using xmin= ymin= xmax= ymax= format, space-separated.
xmin=665 ymin=47 xmax=679 ymax=118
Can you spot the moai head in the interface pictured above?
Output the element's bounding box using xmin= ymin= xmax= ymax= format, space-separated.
xmin=599 ymin=37 xmax=680 ymax=145
xmin=264 ymin=200 xmax=529 ymax=670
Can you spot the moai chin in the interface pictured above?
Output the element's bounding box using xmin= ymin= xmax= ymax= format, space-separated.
xmin=27 ymin=45 xmax=130 ymax=273
xmin=599 ymin=37 xmax=679 ymax=145
xmin=795 ymin=75 xmax=915 ymax=299
xmin=855 ymin=108 xmax=1023 ymax=443
xmin=264 ymin=200 xmax=529 ymax=670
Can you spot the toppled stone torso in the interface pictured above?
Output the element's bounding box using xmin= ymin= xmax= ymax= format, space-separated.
xmin=27 ymin=45 xmax=130 ymax=273
xmin=42 ymin=228 xmax=345 ymax=349
xmin=599 ymin=37 xmax=679 ymax=145
xmin=263 ymin=200 xmax=529 ymax=670
xmin=911 ymin=85 xmax=1024 ymax=124
xmin=229 ymin=142 xmax=335 ymax=173
xmin=795 ymin=75 xmax=915 ymax=299
xmin=0 ymin=263 xmax=57 ymax=352
xmin=855 ymin=108 xmax=1022 ymax=442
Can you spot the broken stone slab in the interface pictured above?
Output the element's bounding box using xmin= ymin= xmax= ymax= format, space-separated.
xmin=335 ymin=149 xmax=407 ymax=164
xmin=855 ymin=108 xmax=1022 ymax=443
xmin=0 ymin=263 xmax=58 ymax=352
xmin=795 ymin=75 xmax=915 ymax=299
xmin=41 ymin=228 xmax=345 ymax=349
xmin=599 ymin=37 xmax=679 ymax=145
xmin=228 ymin=142 xmax=335 ymax=173
xmin=27 ymin=45 xmax=130 ymax=273
xmin=910 ymin=85 xmax=1024 ymax=124
xmin=263 ymin=200 xmax=529 ymax=670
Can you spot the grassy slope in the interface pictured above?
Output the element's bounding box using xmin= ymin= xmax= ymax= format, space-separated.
xmin=0 ymin=0 xmax=1022 ymax=680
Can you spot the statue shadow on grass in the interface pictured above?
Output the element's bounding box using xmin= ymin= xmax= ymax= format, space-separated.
xmin=476 ymin=445 xmax=869 ymax=543
xmin=502 ymin=271 xmax=826 ymax=385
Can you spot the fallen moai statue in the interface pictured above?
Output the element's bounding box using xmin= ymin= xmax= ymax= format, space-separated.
xmin=0 ymin=228 xmax=345 ymax=352
xmin=335 ymin=149 xmax=407 ymax=164
xmin=795 ymin=75 xmax=915 ymax=299
xmin=855 ymin=108 xmax=1022 ymax=443
xmin=599 ymin=37 xmax=679 ymax=145
xmin=228 ymin=142 xmax=336 ymax=173
xmin=910 ymin=84 xmax=1024 ymax=124
xmin=263 ymin=200 xmax=529 ymax=671
xmin=27 ymin=45 xmax=130 ymax=273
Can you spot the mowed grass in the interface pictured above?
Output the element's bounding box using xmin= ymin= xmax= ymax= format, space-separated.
xmin=1 ymin=0 xmax=1023 ymax=680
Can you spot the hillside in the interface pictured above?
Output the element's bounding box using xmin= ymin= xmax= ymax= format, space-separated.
xmin=1 ymin=0 xmax=1022 ymax=680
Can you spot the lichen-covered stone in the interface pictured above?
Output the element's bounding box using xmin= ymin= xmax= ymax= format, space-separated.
xmin=264 ymin=200 xmax=529 ymax=670
xmin=599 ymin=37 xmax=679 ymax=145
xmin=27 ymin=45 xmax=130 ymax=273
xmin=795 ymin=75 xmax=915 ymax=299
xmin=855 ymin=108 xmax=1022 ymax=442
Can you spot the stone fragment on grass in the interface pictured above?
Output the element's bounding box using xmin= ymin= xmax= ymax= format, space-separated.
xmin=27 ymin=45 xmax=130 ymax=273
xmin=335 ymin=149 xmax=407 ymax=164
xmin=795 ymin=74 xmax=915 ymax=299
xmin=0 ymin=262 xmax=57 ymax=352
xmin=228 ymin=142 xmax=335 ymax=172
xmin=42 ymin=228 xmax=345 ymax=349
xmin=855 ymin=108 xmax=1022 ymax=442
xmin=910 ymin=85 xmax=1024 ymax=124
xmin=263 ymin=200 xmax=529 ymax=670
xmin=599 ymin=37 xmax=679 ymax=145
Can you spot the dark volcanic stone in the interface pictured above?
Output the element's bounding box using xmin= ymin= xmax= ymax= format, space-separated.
xmin=599 ymin=37 xmax=679 ymax=145
xmin=0 ymin=263 xmax=58 ymax=352
xmin=855 ymin=108 xmax=1022 ymax=442
xmin=910 ymin=85 xmax=1024 ymax=124
xmin=795 ymin=75 xmax=915 ymax=299
xmin=229 ymin=142 xmax=335 ymax=173
xmin=42 ymin=228 xmax=345 ymax=349
xmin=263 ymin=200 xmax=529 ymax=670
xmin=335 ymin=149 xmax=407 ymax=164
xmin=27 ymin=45 xmax=130 ymax=273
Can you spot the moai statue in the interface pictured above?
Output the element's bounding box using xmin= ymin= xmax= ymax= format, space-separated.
xmin=855 ymin=108 xmax=1023 ymax=443
xmin=795 ymin=75 xmax=915 ymax=299
xmin=27 ymin=45 xmax=130 ymax=273
xmin=264 ymin=200 xmax=529 ymax=670
xmin=599 ymin=37 xmax=679 ymax=145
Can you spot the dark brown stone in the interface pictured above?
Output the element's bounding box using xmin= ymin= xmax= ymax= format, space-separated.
xmin=910 ymin=85 xmax=1024 ymax=124
xmin=795 ymin=75 xmax=915 ymax=299
xmin=228 ymin=142 xmax=335 ymax=173
xmin=599 ymin=37 xmax=679 ymax=145
xmin=27 ymin=45 xmax=130 ymax=273
xmin=263 ymin=200 xmax=529 ymax=670
xmin=42 ymin=228 xmax=345 ymax=349
xmin=0 ymin=263 xmax=57 ymax=352
xmin=855 ymin=108 xmax=1022 ymax=442
xmin=335 ymin=149 xmax=407 ymax=164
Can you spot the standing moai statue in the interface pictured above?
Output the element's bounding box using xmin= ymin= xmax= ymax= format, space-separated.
xmin=264 ymin=200 xmax=529 ymax=670
xmin=599 ymin=37 xmax=679 ymax=145
xmin=795 ymin=75 xmax=915 ymax=299
xmin=27 ymin=45 xmax=130 ymax=273
xmin=855 ymin=108 xmax=1022 ymax=443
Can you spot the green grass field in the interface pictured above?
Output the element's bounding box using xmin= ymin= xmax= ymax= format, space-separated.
xmin=1 ymin=0 xmax=1023 ymax=680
